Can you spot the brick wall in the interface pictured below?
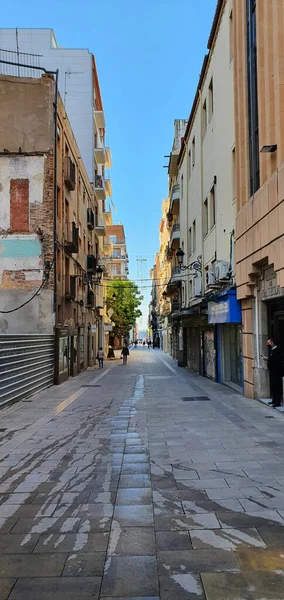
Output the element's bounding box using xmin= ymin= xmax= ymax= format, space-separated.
xmin=10 ymin=179 xmax=29 ymax=233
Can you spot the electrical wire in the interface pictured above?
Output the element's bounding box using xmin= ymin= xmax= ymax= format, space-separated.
xmin=0 ymin=279 xmax=47 ymax=314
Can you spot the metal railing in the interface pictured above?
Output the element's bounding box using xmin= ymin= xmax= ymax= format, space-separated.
xmin=0 ymin=48 xmax=42 ymax=78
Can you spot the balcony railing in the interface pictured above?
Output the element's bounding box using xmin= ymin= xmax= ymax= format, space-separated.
xmin=87 ymin=208 xmax=95 ymax=230
xmin=64 ymin=222 xmax=79 ymax=254
xmin=64 ymin=157 xmax=76 ymax=191
xmin=65 ymin=275 xmax=76 ymax=301
xmin=87 ymin=254 xmax=97 ymax=273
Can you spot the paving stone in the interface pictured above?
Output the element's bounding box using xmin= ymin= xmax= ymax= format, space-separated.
xmin=108 ymin=526 xmax=156 ymax=555
xmin=154 ymin=513 xmax=220 ymax=531
xmin=113 ymin=505 xmax=154 ymax=527
xmin=62 ymin=551 xmax=105 ymax=576
xmin=0 ymin=553 xmax=67 ymax=577
xmin=8 ymin=577 xmax=101 ymax=600
xmin=121 ymin=463 xmax=150 ymax=475
xmin=257 ymin=525 xmax=284 ymax=546
xmin=33 ymin=532 xmax=108 ymax=553
xmin=115 ymin=488 xmax=152 ymax=506
xmin=201 ymin=571 xmax=284 ymax=600
xmin=119 ymin=475 xmax=151 ymax=488
xmin=189 ymin=527 xmax=266 ymax=550
xmin=159 ymin=573 xmax=206 ymax=600
xmin=155 ymin=530 xmax=192 ymax=551
xmin=101 ymin=555 xmax=159 ymax=597
xmin=157 ymin=548 xmax=239 ymax=574
xmin=0 ymin=578 xmax=16 ymax=600
xmin=216 ymin=510 xmax=284 ymax=528
xmin=0 ymin=533 xmax=39 ymax=553
xmin=235 ymin=546 xmax=284 ymax=570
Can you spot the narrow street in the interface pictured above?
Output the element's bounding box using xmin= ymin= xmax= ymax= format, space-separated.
xmin=1 ymin=349 xmax=284 ymax=599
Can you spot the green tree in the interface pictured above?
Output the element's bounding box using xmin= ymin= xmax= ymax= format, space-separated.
xmin=106 ymin=280 xmax=143 ymax=343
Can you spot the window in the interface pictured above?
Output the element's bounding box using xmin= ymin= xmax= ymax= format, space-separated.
xmin=202 ymin=99 xmax=207 ymax=137
xmin=56 ymin=249 xmax=61 ymax=282
xmin=110 ymin=235 xmax=117 ymax=243
xmin=113 ymin=249 xmax=121 ymax=258
xmin=64 ymin=199 xmax=69 ymax=223
xmin=181 ymin=174 xmax=184 ymax=200
xmin=210 ymin=185 xmax=216 ymax=227
xmin=189 ymin=227 xmax=192 ymax=257
xmin=209 ymin=78 xmax=214 ymax=120
xmin=203 ymin=198 xmax=209 ymax=236
xmin=83 ymin=235 xmax=86 ymax=253
xmin=229 ymin=10 xmax=234 ymax=61
xmin=247 ymin=0 xmax=259 ymax=195
xmin=192 ymin=137 xmax=196 ymax=167
xmin=232 ymin=147 xmax=236 ymax=202
xmin=188 ymin=150 xmax=191 ymax=179
xmin=192 ymin=220 xmax=196 ymax=253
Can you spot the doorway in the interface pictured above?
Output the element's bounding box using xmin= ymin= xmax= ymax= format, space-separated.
xmin=222 ymin=324 xmax=242 ymax=389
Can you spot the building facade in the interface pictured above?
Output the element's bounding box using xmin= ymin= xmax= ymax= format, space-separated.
xmin=234 ymin=0 xmax=284 ymax=399
xmin=0 ymin=73 xmax=107 ymax=402
xmin=104 ymin=213 xmax=129 ymax=281
xmin=153 ymin=0 xmax=243 ymax=391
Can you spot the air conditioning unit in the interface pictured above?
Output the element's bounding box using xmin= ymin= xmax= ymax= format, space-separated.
xmin=194 ymin=275 xmax=202 ymax=297
xmin=206 ymin=269 xmax=216 ymax=286
xmin=215 ymin=260 xmax=230 ymax=281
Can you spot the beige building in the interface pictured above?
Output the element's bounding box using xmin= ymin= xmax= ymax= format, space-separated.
xmin=104 ymin=212 xmax=129 ymax=281
xmin=156 ymin=0 xmax=243 ymax=390
xmin=0 ymin=70 xmax=108 ymax=402
xmin=234 ymin=0 xmax=284 ymax=399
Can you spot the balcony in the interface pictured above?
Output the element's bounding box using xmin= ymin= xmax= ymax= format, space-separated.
xmin=86 ymin=288 xmax=95 ymax=308
xmin=170 ymin=184 xmax=180 ymax=215
xmin=105 ymin=147 xmax=112 ymax=168
xmin=171 ymin=265 xmax=182 ymax=283
xmin=95 ymin=215 xmax=106 ymax=237
xmin=94 ymin=110 xmax=105 ymax=129
xmin=64 ymin=157 xmax=76 ymax=191
xmin=87 ymin=254 xmax=97 ymax=274
xmin=87 ymin=208 xmax=95 ymax=230
xmin=94 ymin=175 xmax=106 ymax=201
xmin=172 ymin=300 xmax=181 ymax=313
xmin=64 ymin=222 xmax=79 ymax=254
xmin=94 ymin=146 xmax=106 ymax=165
xmin=104 ymin=176 xmax=112 ymax=197
xmin=170 ymin=222 xmax=180 ymax=249
xmin=65 ymin=275 xmax=76 ymax=301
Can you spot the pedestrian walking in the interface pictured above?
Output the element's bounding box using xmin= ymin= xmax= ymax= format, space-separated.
xmin=97 ymin=347 xmax=104 ymax=369
xmin=121 ymin=344 xmax=130 ymax=365
xmin=262 ymin=338 xmax=283 ymax=407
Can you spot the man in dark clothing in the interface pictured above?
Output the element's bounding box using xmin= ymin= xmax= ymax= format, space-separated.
xmin=121 ymin=344 xmax=130 ymax=365
xmin=263 ymin=339 xmax=283 ymax=407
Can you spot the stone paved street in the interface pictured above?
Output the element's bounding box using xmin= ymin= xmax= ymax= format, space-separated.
xmin=1 ymin=348 xmax=284 ymax=598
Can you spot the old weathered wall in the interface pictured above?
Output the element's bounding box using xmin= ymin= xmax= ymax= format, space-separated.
xmin=0 ymin=74 xmax=54 ymax=153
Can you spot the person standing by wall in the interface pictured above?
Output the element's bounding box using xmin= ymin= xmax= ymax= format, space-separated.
xmin=262 ymin=339 xmax=283 ymax=407
xmin=97 ymin=347 xmax=104 ymax=369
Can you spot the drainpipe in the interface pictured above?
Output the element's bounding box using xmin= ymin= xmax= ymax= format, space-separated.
xmin=53 ymin=70 xmax=59 ymax=316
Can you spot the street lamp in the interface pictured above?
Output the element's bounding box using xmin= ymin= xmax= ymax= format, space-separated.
xmin=176 ymin=248 xmax=202 ymax=273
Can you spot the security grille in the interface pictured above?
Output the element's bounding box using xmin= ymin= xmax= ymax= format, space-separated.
xmin=0 ymin=334 xmax=54 ymax=407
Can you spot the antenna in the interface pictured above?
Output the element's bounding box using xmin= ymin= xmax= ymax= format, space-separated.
xmin=15 ymin=27 xmax=20 ymax=77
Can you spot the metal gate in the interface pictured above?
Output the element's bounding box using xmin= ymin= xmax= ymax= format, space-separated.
xmin=0 ymin=334 xmax=54 ymax=407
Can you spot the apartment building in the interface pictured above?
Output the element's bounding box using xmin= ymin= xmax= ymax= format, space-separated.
xmin=104 ymin=212 xmax=129 ymax=281
xmin=234 ymin=0 xmax=284 ymax=399
xmin=160 ymin=0 xmax=243 ymax=390
xmin=0 ymin=73 xmax=106 ymax=402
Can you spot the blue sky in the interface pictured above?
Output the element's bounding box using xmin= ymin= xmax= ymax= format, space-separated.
xmin=2 ymin=0 xmax=217 ymax=326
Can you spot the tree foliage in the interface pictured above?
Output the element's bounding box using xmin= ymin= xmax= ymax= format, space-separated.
xmin=106 ymin=280 xmax=143 ymax=342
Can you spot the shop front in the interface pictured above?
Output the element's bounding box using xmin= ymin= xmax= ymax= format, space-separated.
xmin=55 ymin=320 xmax=79 ymax=384
xmin=208 ymin=290 xmax=243 ymax=392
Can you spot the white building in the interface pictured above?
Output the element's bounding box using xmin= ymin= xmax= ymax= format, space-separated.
xmin=0 ymin=28 xmax=112 ymax=186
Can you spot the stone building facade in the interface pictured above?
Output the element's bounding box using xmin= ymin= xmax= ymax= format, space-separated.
xmin=234 ymin=0 xmax=284 ymax=398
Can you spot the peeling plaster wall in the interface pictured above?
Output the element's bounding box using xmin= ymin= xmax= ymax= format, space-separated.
xmin=0 ymin=155 xmax=54 ymax=334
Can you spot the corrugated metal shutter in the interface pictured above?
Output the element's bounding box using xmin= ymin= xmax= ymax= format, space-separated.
xmin=0 ymin=334 xmax=54 ymax=407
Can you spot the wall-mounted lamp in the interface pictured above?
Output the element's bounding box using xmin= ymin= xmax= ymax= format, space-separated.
xmin=260 ymin=145 xmax=277 ymax=153
xmin=176 ymin=248 xmax=202 ymax=274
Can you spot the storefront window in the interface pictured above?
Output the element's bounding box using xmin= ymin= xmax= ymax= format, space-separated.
xmin=59 ymin=337 xmax=68 ymax=374
xmin=80 ymin=330 xmax=84 ymax=366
